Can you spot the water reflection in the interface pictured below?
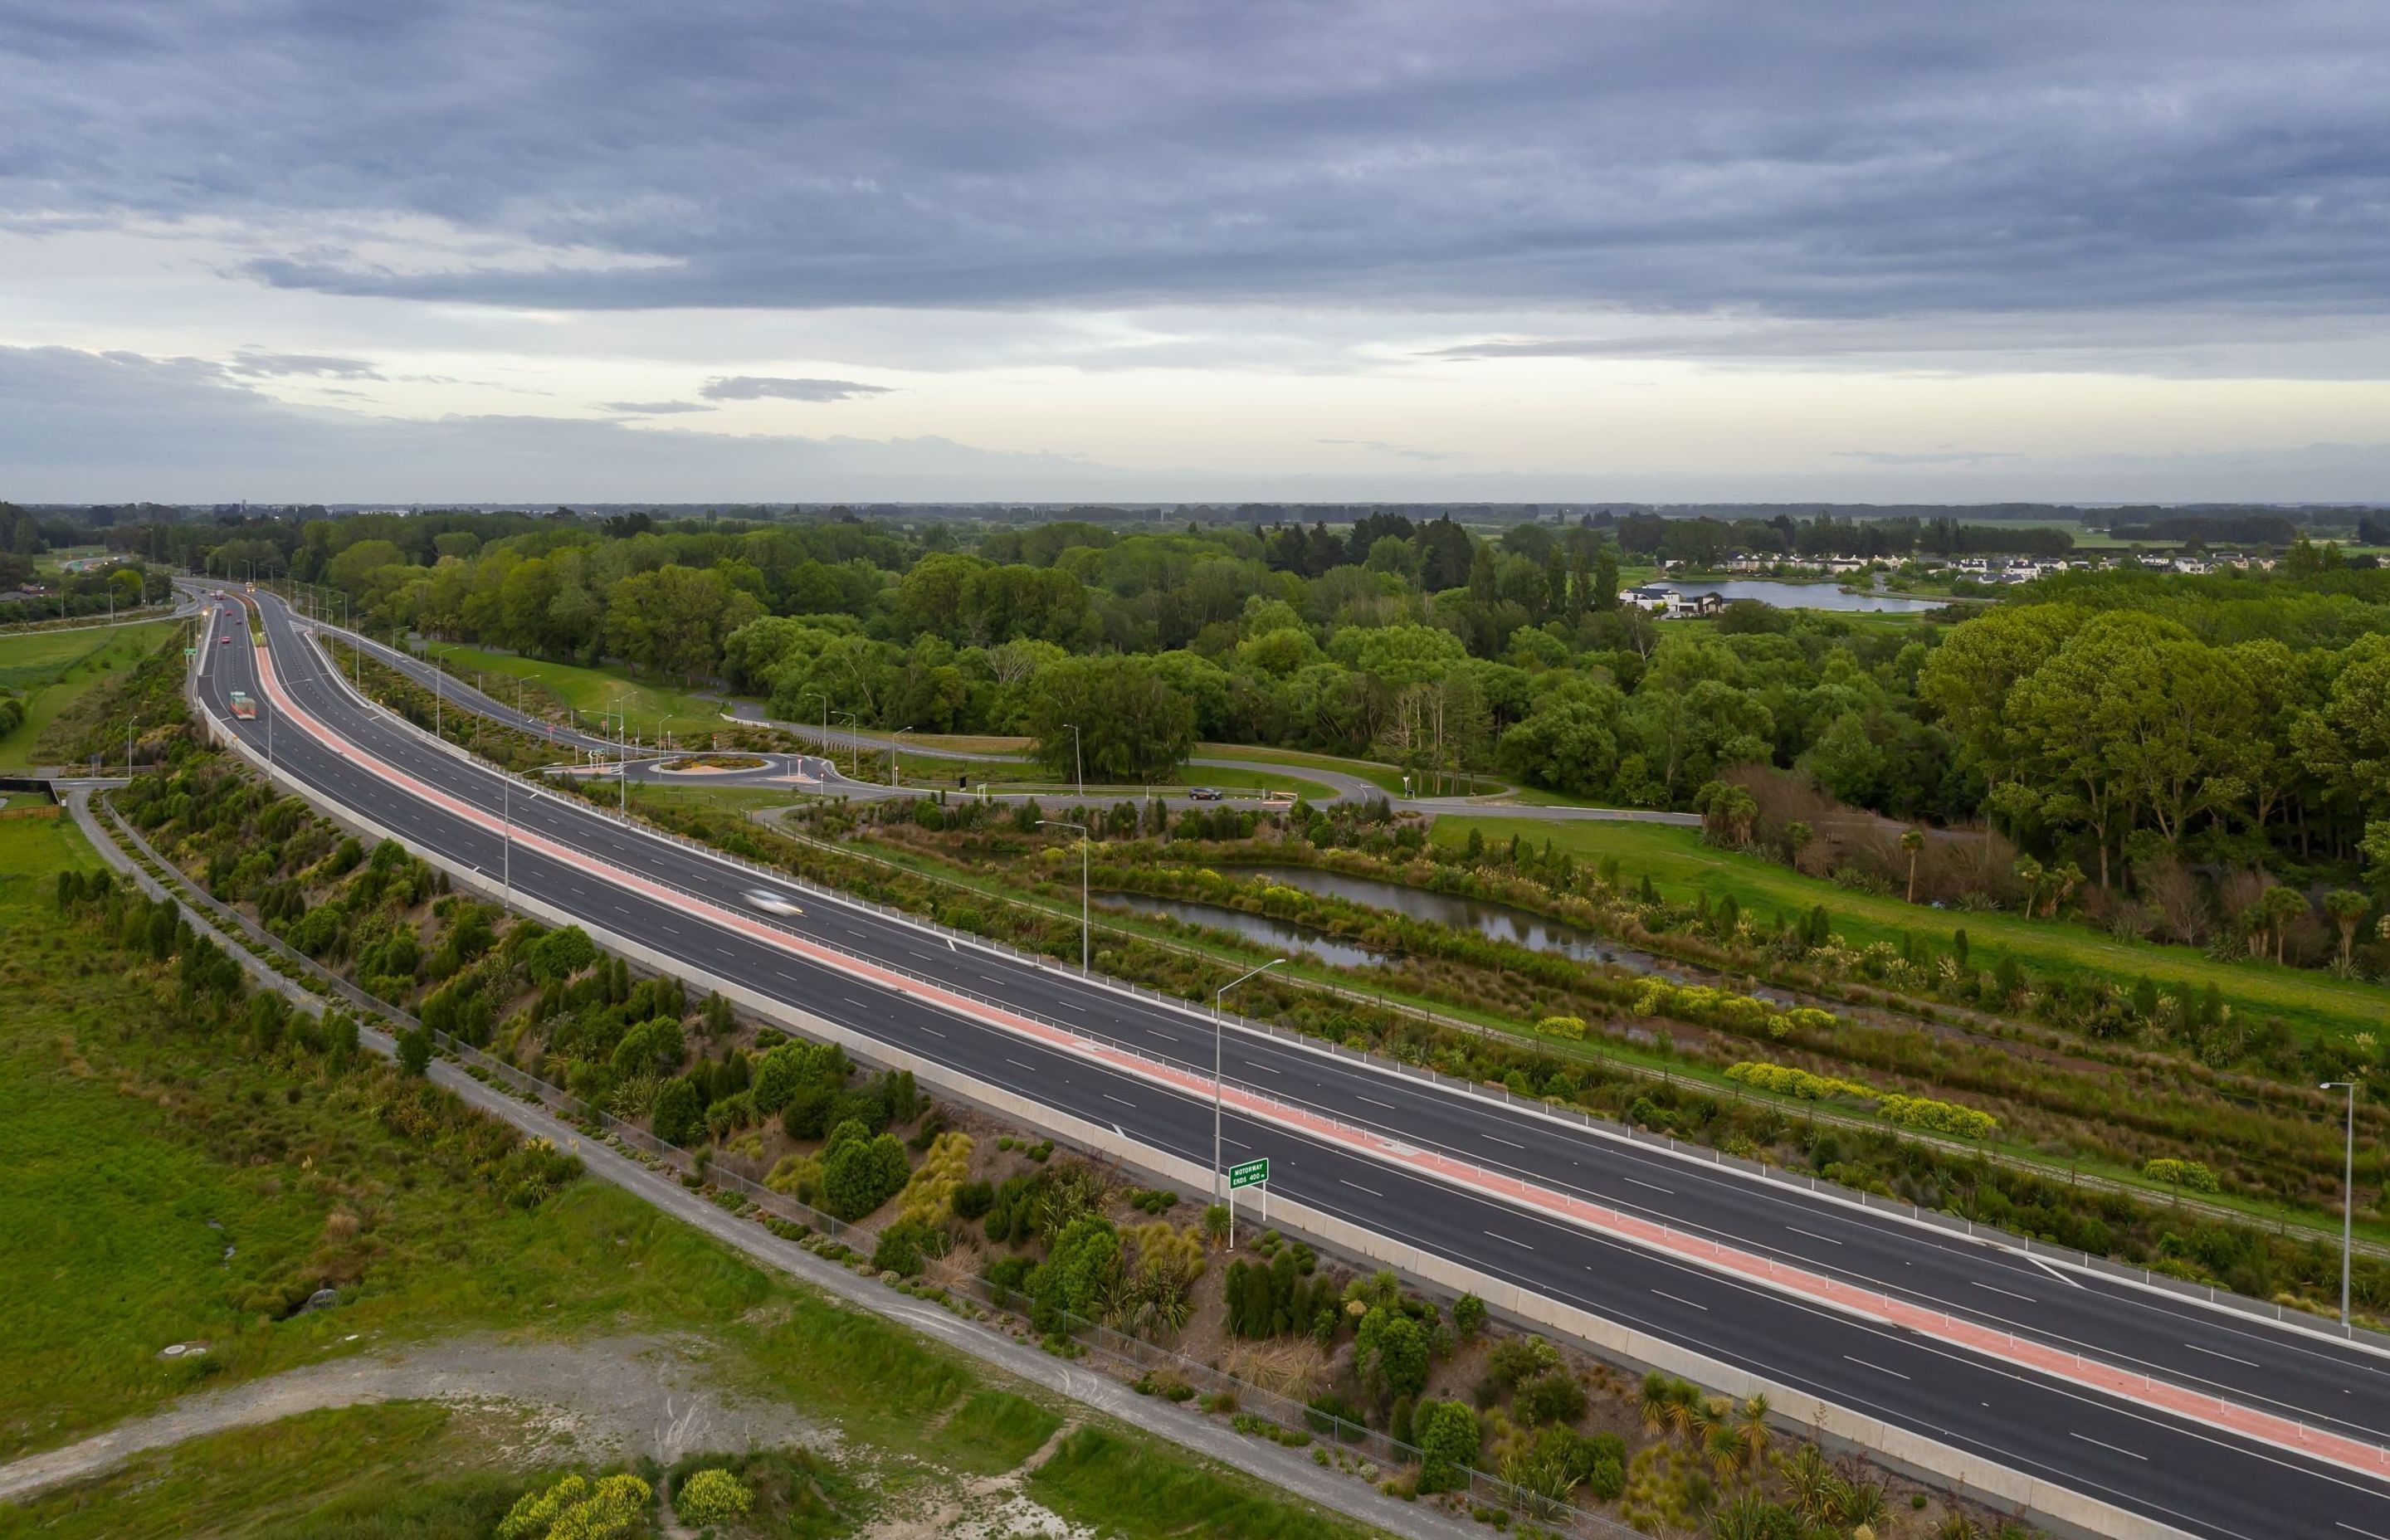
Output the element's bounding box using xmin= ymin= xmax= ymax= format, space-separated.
xmin=1235 ymin=864 xmax=1622 ymax=963
xmin=1094 ymin=891 xmax=1387 ymax=969
xmin=1228 ymin=865 xmax=1794 ymax=1001
xmin=1676 ymin=580 xmax=1943 ymax=613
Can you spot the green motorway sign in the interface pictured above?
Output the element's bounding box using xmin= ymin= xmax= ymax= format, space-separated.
xmin=1228 ymin=1157 xmax=1270 ymax=1190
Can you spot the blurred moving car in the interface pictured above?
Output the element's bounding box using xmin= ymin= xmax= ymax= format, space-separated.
xmin=742 ymin=887 xmax=805 ymax=917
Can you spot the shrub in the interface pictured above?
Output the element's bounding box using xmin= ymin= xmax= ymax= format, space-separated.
xmin=2144 ymin=1157 xmax=2222 ymax=1193
xmin=673 ymin=1467 xmax=753 ymax=1527
xmin=1415 ymin=1401 xmax=1481 ymax=1493
xmin=1535 ymin=1015 xmax=1587 ymax=1040
xmin=651 ymin=1076 xmax=705 ymax=1148
xmin=396 ymin=1026 xmax=433 ymax=1078
xmin=872 ymin=1218 xmax=944 ymax=1277
xmin=953 ymin=1179 xmax=996 ymax=1221
xmin=524 ymin=925 xmax=598 ymax=987
xmin=899 ymin=1131 xmax=975 ymax=1226
xmin=821 ymin=1129 xmax=910 ymax=1220
xmin=1027 ymin=1215 xmax=1120 ymax=1327
xmin=1485 ymin=1334 xmax=1563 ymax=1390
xmin=1452 ymin=1293 xmax=1487 ymax=1339
xmin=496 ymin=1472 xmax=651 ymax=1540
xmin=1514 ymin=1370 xmax=1587 ymax=1427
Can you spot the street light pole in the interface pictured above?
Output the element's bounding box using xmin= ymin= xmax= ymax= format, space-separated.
xmin=1212 ymin=958 xmax=1287 ymax=1203
xmin=2324 ymin=1079 xmax=2360 ymax=1335
xmin=836 ymin=712 xmax=861 ymax=777
xmin=802 ymin=690 xmax=832 ymax=777
xmin=1064 ymin=721 xmax=1083 ymax=800
xmin=1038 ymin=820 xmax=1090 ymax=976
xmin=502 ymin=774 xmax=511 ymax=908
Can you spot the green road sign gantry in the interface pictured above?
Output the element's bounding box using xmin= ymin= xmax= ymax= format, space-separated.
xmin=1228 ymin=1157 xmax=1269 ymax=1190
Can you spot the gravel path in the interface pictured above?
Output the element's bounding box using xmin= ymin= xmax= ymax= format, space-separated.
xmin=0 ymin=1334 xmax=816 ymax=1504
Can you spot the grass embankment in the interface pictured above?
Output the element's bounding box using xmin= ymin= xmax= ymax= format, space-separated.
xmin=0 ymin=814 xmax=1378 ymax=1540
xmin=421 ymin=641 xmax=728 ymax=743
xmin=0 ymin=621 xmax=179 ymax=770
xmin=1439 ymin=815 xmax=2390 ymax=1046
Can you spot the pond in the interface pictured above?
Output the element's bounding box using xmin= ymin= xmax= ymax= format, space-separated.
xmin=1227 ymin=865 xmax=1796 ymax=1001
xmin=1095 ymin=891 xmax=1388 ymax=969
xmin=1675 ymin=580 xmax=1943 ymax=613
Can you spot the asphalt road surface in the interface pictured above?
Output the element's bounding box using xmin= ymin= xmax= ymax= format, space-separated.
xmin=188 ymin=586 xmax=2390 ymax=1540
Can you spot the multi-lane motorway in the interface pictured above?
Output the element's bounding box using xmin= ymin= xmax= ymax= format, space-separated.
xmin=193 ymin=587 xmax=2388 ymax=1540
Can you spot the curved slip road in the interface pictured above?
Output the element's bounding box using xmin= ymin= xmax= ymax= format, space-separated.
xmin=189 ymin=587 xmax=2390 ymax=1540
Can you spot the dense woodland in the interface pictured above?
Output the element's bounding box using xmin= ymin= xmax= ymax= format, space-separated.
xmin=36 ymin=500 xmax=2390 ymax=973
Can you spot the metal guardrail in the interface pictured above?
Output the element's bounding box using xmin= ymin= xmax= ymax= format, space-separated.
xmin=222 ymin=600 xmax=2390 ymax=1350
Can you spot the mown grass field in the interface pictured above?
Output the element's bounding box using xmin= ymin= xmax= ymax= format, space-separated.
xmin=1434 ymin=814 xmax=2390 ymax=1043
xmin=0 ymin=620 xmax=178 ymax=769
xmin=421 ymin=641 xmax=729 ymax=743
xmin=0 ymin=814 xmax=1386 ymax=1540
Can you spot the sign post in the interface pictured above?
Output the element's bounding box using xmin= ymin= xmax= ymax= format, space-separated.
xmin=1227 ymin=1157 xmax=1270 ymax=1243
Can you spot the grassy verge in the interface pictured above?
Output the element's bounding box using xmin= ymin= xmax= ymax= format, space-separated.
xmin=1032 ymin=1427 xmax=1370 ymax=1540
xmin=0 ymin=621 xmax=180 ymax=770
xmin=0 ymin=813 xmax=1393 ymax=1540
xmin=1436 ymin=815 xmax=2390 ymax=1045
xmin=419 ymin=641 xmax=729 ymax=743
xmin=1193 ymin=743 xmax=1415 ymax=798
xmin=0 ymin=1402 xmax=529 ymax=1540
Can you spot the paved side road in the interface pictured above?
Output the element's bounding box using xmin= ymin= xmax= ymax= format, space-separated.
xmin=728 ymin=703 xmax=1699 ymax=825
xmin=55 ymin=790 xmax=1456 ymax=1540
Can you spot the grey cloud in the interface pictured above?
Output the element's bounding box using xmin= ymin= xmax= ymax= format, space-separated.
xmin=7 ymin=2 xmax=2390 ymax=334
xmin=701 ymin=377 xmax=892 ymax=402
xmin=223 ymin=348 xmax=382 ymax=378
xmin=602 ymin=400 xmax=712 ymax=414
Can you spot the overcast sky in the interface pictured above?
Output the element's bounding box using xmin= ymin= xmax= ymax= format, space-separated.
xmin=5 ymin=1 xmax=2388 ymax=504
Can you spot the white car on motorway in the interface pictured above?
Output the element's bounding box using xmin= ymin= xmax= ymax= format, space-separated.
xmin=742 ymin=887 xmax=805 ymax=918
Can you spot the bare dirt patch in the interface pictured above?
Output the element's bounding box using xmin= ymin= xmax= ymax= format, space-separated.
xmin=0 ymin=1333 xmax=822 ymax=1504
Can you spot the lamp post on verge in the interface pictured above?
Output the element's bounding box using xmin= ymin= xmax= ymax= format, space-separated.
xmin=1062 ymin=721 xmax=1083 ymax=800
xmin=2324 ymin=1079 xmax=2361 ymax=1336
xmin=835 ymin=713 xmax=861 ymax=778
xmin=606 ymin=694 xmax=627 ymax=811
xmin=1212 ymin=958 xmax=1286 ymax=1205
xmin=1037 ymin=820 xmax=1090 ymax=977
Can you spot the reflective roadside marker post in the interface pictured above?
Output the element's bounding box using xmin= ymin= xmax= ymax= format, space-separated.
xmin=1228 ymin=1157 xmax=1269 ymax=1247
